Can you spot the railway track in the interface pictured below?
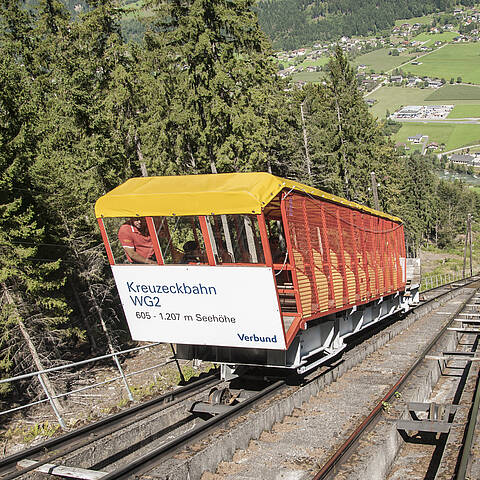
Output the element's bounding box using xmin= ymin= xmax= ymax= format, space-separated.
xmin=1 ymin=278 xmax=477 ymax=480
xmin=195 ymin=277 xmax=480 ymax=480
xmin=313 ymin=278 xmax=480 ymax=480
xmin=0 ymin=373 xmax=222 ymax=479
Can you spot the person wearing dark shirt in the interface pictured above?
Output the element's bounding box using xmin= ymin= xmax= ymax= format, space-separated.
xmin=181 ymin=241 xmax=202 ymax=263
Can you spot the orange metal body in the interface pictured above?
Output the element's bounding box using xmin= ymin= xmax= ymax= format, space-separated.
xmin=280 ymin=191 xmax=406 ymax=346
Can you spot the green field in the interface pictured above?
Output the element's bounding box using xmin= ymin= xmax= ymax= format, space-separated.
xmin=411 ymin=32 xmax=458 ymax=47
xmin=438 ymin=172 xmax=480 ymax=187
xmin=123 ymin=0 xmax=144 ymax=9
xmin=367 ymin=86 xmax=438 ymax=118
xmin=448 ymin=105 xmax=480 ymax=118
xmin=353 ymin=48 xmax=415 ymax=73
xmin=394 ymin=123 xmax=480 ymax=151
xmin=367 ymin=85 xmax=480 ymax=118
xmin=394 ymin=15 xmax=434 ymax=26
xmin=426 ymin=84 xmax=480 ymax=101
xmin=300 ymin=57 xmax=330 ymax=68
xmin=403 ymin=44 xmax=480 ymax=84
xmin=282 ymin=54 xmax=331 ymax=69
xmin=291 ymin=71 xmax=325 ymax=83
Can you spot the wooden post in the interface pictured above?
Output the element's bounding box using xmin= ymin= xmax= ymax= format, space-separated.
xmin=370 ymin=172 xmax=379 ymax=211
xmin=300 ymin=101 xmax=311 ymax=178
xmin=463 ymin=215 xmax=469 ymax=279
xmin=469 ymin=214 xmax=473 ymax=277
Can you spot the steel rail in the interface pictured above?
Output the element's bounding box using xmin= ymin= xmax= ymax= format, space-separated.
xmin=4 ymin=280 xmax=477 ymax=479
xmin=0 ymin=372 xmax=220 ymax=480
xmin=456 ymin=364 xmax=480 ymax=479
xmin=100 ymin=379 xmax=286 ymax=480
xmin=313 ymin=280 xmax=478 ymax=480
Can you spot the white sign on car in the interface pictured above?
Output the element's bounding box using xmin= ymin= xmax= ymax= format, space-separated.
xmin=111 ymin=265 xmax=286 ymax=350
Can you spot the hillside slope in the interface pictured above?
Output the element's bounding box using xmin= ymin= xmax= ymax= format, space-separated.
xmin=255 ymin=0 xmax=475 ymax=50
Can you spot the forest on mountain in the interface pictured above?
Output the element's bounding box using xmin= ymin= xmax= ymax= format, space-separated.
xmin=0 ymin=0 xmax=478 ymax=404
xmin=255 ymin=0 xmax=477 ymax=50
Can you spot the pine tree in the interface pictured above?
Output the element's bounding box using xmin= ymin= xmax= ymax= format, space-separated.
xmin=0 ymin=0 xmax=69 ymax=394
xmin=138 ymin=0 xmax=284 ymax=175
xmin=30 ymin=0 xmax=140 ymax=354
xmin=302 ymin=46 xmax=403 ymax=211
xmin=393 ymin=153 xmax=437 ymax=251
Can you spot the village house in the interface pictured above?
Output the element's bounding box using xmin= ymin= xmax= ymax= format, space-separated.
xmin=450 ymin=154 xmax=477 ymax=166
xmin=428 ymin=80 xmax=443 ymax=88
xmin=408 ymin=134 xmax=427 ymax=144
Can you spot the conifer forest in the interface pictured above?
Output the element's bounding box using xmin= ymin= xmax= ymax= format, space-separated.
xmin=0 ymin=0 xmax=478 ymax=401
xmin=256 ymin=0 xmax=477 ymax=50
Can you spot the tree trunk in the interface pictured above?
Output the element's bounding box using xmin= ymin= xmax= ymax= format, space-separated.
xmin=334 ymin=95 xmax=350 ymax=199
xmin=300 ymin=101 xmax=311 ymax=179
xmin=135 ymin=132 xmax=148 ymax=177
xmin=2 ymin=285 xmax=64 ymax=414
xmin=70 ymin=280 xmax=98 ymax=352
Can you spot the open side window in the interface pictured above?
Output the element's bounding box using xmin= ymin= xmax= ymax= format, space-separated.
xmin=204 ymin=214 xmax=265 ymax=264
xmin=101 ymin=216 xmax=208 ymax=265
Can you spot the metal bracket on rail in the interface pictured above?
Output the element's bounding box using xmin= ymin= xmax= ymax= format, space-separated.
xmin=426 ymin=351 xmax=480 ymax=363
xmin=396 ymin=402 xmax=461 ymax=434
xmin=17 ymin=459 xmax=106 ymax=479
xmin=190 ymin=387 xmax=245 ymax=416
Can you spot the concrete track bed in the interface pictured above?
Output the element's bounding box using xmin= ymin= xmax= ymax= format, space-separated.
xmin=144 ymin=288 xmax=472 ymax=480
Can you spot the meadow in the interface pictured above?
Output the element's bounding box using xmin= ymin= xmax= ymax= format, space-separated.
xmin=426 ymin=84 xmax=480 ymax=101
xmin=291 ymin=71 xmax=325 ymax=83
xmin=402 ymin=44 xmax=480 ymax=84
xmin=352 ymin=48 xmax=415 ymax=73
xmin=369 ymin=84 xmax=480 ymax=118
xmin=448 ymin=105 xmax=480 ymax=118
xmin=393 ymin=123 xmax=480 ymax=151
xmin=394 ymin=15 xmax=434 ymax=26
xmin=411 ymin=32 xmax=459 ymax=47
xmin=299 ymin=57 xmax=330 ymax=68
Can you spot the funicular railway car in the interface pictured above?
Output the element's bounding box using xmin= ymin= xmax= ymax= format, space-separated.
xmin=95 ymin=173 xmax=419 ymax=377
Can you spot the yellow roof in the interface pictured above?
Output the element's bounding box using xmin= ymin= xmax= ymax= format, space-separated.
xmin=94 ymin=172 xmax=402 ymax=223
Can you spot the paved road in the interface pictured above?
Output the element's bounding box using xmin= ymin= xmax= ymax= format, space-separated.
xmin=393 ymin=118 xmax=480 ymax=124
xmin=437 ymin=144 xmax=480 ymax=158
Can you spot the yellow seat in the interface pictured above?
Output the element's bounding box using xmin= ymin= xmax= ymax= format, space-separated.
xmin=329 ymin=251 xmax=344 ymax=308
xmin=292 ymin=249 xmax=312 ymax=318
xmin=312 ymin=250 xmax=329 ymax=312
xmin=343 ymin=252 xmax=358 ymax=304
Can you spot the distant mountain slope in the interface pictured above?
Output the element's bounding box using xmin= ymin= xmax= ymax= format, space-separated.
xmin=255 ymin=0 xmax=475 ymax=50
